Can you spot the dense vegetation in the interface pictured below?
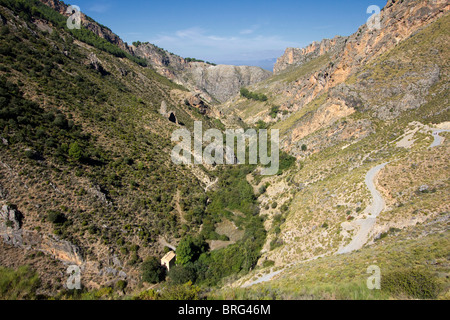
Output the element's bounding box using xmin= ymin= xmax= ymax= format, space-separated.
xmin=167 ymin=165 xmax=266 ymax=287
xmin=185 ymin=57 xmax=216 ymax=66
xmin=381 ymin=269 xmax=439 ymax=299
xmin=240 ymin=88 xmax=268 ymax=102
xmin=0 ymin=0 xmax=208 ymax=272
xmin=0 ymin=77 xmax=100 ymax=166
xmin=0 ymin=266 xmax=41 ymax=300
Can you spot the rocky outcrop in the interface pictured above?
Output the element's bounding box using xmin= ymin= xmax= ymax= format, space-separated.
xmin=159 ymin=100 xmax=178 ymax=124
xmin=134 ymin=43 xmax=272 ymax=103
xmin=196 ymin=64 xmax=272 ymax=103
xmin=0 ymin=202 xmax=83 ymax=265
xmin=186 ymin=94 xmax=209 ymax=115
xmin=0 ymin=203 xmax=22 ymax=231
xmin=274 ymin=36 xmax=348 ymax=75
xmin=85 ymin=53 xmax=109 ymax=75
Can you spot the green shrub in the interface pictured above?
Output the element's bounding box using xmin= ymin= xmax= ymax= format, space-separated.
xmin=68 ymin=142 xmax=82 ymax=161
xmin=240 ymin=88 xmax=268 ymax=102
xmin=168 ymin=264 xmax=197 ymax=285
xmin=270 ymin=238 xmax=283 ymax=251
xmin=258 ymin=185 xmax=267 ymax=195
xmin=0 ymin=265 xmax=41 ymax=300
xmin=381 ymin=269 xmax=439 ymax=299
xmin=176 ymin=236 xmax=208 ymax=266
xmin=263 ymin=260 xmax=275 ymax=268
xmin=47 ymin=211 xmax=66 ymax=224
xmin=159 ymin=281 xmax=202 ymax=300
xmin=141 ymin=257 xmax=165 ymax=284
xmin=256 ymin=120 xmax=268 ymax=129
xmin=115 ymin=280 xmax=127 ymax=291
xmin=269 ymin=106 xmax=280 ymax=118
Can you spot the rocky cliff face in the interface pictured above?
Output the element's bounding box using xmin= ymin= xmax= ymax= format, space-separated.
xmin=274 ymin=36 xmax=348 ymax=75
xmin=134 ymin=43 xmax=272 ymax=103
xmin=278 ymin=0 xmax=449 ymax=155
xmin=230 ymin=0 xmax=449 ymax=126
xmin=274 ymin=0 xmax=449 ymax=79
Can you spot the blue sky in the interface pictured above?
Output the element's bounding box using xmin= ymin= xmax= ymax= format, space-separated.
xmin=71 ymin=0 xmax=387 ymax=69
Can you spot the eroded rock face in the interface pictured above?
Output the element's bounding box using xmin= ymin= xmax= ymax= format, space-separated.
xmin=197 ymin=65 xmax=273 ymax=103
xmin=274 ymin=36 xmax=348 ymax=75
xmin=134 ymin=43 xmax=272 ymax=103
xmin=0 ymin=203 xmax=22 ymax=231
xmin=273 ymin=0 xmax=449 ymax=86
xmin=186 ymin=94 xmax=209 ymax=115
xmin=159 ymin=100 xmax=179 ymax=124
xmin=0 ymin=203 xmax=83 ymax=265
xmin=240 ymin=0 xmax=450 ymax=152
xmin=85 ymin=53 xmax=108 ymax=75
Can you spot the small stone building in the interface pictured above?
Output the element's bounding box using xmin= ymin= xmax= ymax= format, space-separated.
xmin=161 ymin=251 xmax=176 ymax=271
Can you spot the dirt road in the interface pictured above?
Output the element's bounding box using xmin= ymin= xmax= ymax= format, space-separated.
xmin=337 ymin=162 xmax=388 ymax=254
xmin=429 ymin=129 xmax=450 ymax=148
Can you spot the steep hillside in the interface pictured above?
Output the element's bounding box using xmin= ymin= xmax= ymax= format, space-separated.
xmin=0 ymin=0 xmax=267 ymax=296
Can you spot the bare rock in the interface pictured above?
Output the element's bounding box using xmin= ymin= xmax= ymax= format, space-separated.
xmin=134 ymin=43 xmax=272 ymax=103
xmin=186 ymin=94 xmax=209 ymax=115
xmin=0 ymin=203 xmax=23 ymax=231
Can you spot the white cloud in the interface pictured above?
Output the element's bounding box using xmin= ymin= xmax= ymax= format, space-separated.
xmin=148 ymin=27 xmax=297 ymax=62
xmin=239 ymin=24 xmax=260 ymax=35
xmin=240 ymin=29 xmax=254 ymax=35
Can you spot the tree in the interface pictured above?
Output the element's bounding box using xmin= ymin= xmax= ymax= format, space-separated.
xmin=176 ymin=236 xmax=195 ymax=266
xmin=176 ymin=236 xmax=208 ymax=266
xmin=269 ymin=106 xmax=280 ymax=118
xmin=168 ymin=264 xmax=197 ymax=285
xmin=47 ymin=211 xmax=66 ymax=224
xmin=301 ymin=144 xmax=307 ymax=152
xmin=141 ymin=257 xmax=165 ymax=284
xmin=68 ymin=142 xmax=82 ymax=161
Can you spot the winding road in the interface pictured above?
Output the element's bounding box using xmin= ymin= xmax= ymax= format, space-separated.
xmin=241 ymin=163 xmax=389 ymax=288
xmin=240 ymin=126 xmax=449 ymax=287
xmin=337 ymin=162 xmax=388 ymax=254
xmin=429 ymin=129 xmax=450 ymax=148
xmin=241 ymin=269 xmax=285 ymax=288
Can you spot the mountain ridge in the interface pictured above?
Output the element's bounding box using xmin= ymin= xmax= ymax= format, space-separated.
xmin=38 ymin=0 xmax=272 ymax=104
